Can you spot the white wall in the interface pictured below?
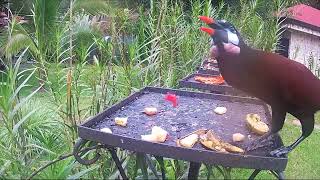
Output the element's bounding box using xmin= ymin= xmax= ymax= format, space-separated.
xmin=284 ymin=24 xmax=320 ymax=67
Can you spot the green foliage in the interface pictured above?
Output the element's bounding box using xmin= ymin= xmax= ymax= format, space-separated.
xmin=72 ymin=0 xmax=109 ymax=15
xmin=0 ymin=50 xmax=40 ymax=178
xmin=3 ymin=0 xmax=106 ymax=64
xmin=210 ymin=0 xmax=287 ymax=52
xmin=1 ymin=0 xmax=309 ymax=179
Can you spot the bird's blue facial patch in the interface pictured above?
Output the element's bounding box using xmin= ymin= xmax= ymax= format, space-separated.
xmin=226 ymin=30 xmax=239 ymax=46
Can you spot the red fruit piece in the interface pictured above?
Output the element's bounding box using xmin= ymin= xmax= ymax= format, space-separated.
xmin=165 ymin=93 xmax=178 ymax=107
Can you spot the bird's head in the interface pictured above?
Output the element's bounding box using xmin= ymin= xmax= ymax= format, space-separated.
xmin=199 ymin=16 xmax=245 ymax=58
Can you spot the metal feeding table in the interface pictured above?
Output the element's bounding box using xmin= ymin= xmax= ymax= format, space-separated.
xmin=73 ymin=87 xmax=287 ymax=179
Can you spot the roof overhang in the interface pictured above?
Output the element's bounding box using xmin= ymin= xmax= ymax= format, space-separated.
xmin=280 ymin=17 xmax=320 ymax=37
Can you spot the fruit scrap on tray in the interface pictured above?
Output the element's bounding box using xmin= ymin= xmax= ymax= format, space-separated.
xmin=100 ymin=127 xmax=112 ymax=134
xmin=144 ymin=107 xmax=158 ymax=116
xmin=176 ymin=129 xmax=207 ymax=148
xmin=141 ymin=126 xmax=168 ymax=143
xmin=246 ymin=113 xmax=269 ymax=135
xmin=199 ymin=130 xmax=244 ymax=153
xmin=194 ymin=75 xmax=225 ymax=85
xmin=232 ymin=133 xmax=245 ymax=142
xmin=214 ymin=106 xmax=227 ymax=115
xmin=165 ymin=93 xmax=178 ymax=107
xmin=115 ymin=117 xmax=128 ymax=127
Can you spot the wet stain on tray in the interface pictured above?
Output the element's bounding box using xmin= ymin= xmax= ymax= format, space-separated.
xmin=92 ymin=91 xmax=278 ymax=156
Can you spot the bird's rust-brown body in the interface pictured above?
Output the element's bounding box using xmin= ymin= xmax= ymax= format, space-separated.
xmin=217 ymin=46 xmax=320 ymax=156
xmin=218 ymin=47 xmax=320 ymax=115
xmin=199 ymin=16 xmax=319 ymax=156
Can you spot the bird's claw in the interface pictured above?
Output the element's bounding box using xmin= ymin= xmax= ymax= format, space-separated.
xmin=270 ymin=146 xmax=291 ymax=157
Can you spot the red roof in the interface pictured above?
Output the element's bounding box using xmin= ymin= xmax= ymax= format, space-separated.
xmin=286 ymin=4 xmax=320 ymax=28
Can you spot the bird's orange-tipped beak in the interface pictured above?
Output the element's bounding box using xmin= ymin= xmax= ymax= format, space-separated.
xmin=200 ymin=27 xmax=215 ymax=36
xmin=199 ymin=16 xmax=215 ymax=24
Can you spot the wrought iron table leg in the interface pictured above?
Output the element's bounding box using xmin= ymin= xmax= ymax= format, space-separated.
xmin=248 ymin=169 xmax=261 ymax=180
xmin=277 ymin=171 xmax=285 ymax=180
xmin=108 ymin=148 xmax=129 ymax=180
xmin=270 ymin=170 xmax=285 ymax=180
xmin=188 ymin=162 xmax=201 ymax=180
xmin=155 ymin=156 xmax=166 ymax=180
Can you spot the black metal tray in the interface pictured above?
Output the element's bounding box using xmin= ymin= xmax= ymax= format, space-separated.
xmin=78 ymin=87 xmax=287 ymax=171
xmin=179 ymin=73 xmax=249 ymax=97
xmin=197 ymin=67 xmax=220 ymax=75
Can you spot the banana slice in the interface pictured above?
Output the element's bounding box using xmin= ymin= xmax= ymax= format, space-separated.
xmin=214 ymin=107 xmax=227 ymax=115
xmin=115 ymin=117 xmax=128 ymax=127
xmin=220 ymin=142 xmax=244 ymax=153
xmin=200 ymin=130 xmax=244 ymax=153
xmin=246 ymin=114 xmax=269 ymax=135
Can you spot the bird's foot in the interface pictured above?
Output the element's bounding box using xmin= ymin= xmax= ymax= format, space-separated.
xmin=246 ymin=134 xmax=274 ymax=151
xmin=270 ymin=146 xmax=291 ymax=157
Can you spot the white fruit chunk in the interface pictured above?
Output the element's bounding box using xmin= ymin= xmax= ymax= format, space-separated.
xmin=144 ymin=107 xmax=158 ymax=116
xmin=179 ymin=134 xmax=199 ymax=148
xmin=141 ymin=126 xmax=168 ymax=143
xmin=151 ymin=126 xmax=168 ymax=142
xmin=232 ymin=133 xmax=245 ymax=142
xmin=214 ymin=107 xmax=227 ymax=115
xmin=141 ymin=134 xmax=158 ymax=142
xmin=100 ymin=127 xmax=112 ymax=134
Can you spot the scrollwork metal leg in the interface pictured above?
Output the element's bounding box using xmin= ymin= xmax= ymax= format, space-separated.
xmin=73 ymin=138 xmax=101 ymax=165
xmin=270 ymin=170 xmax=285 ymax=180
xmin=248 ymin=169 xmax=261 ymax=180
